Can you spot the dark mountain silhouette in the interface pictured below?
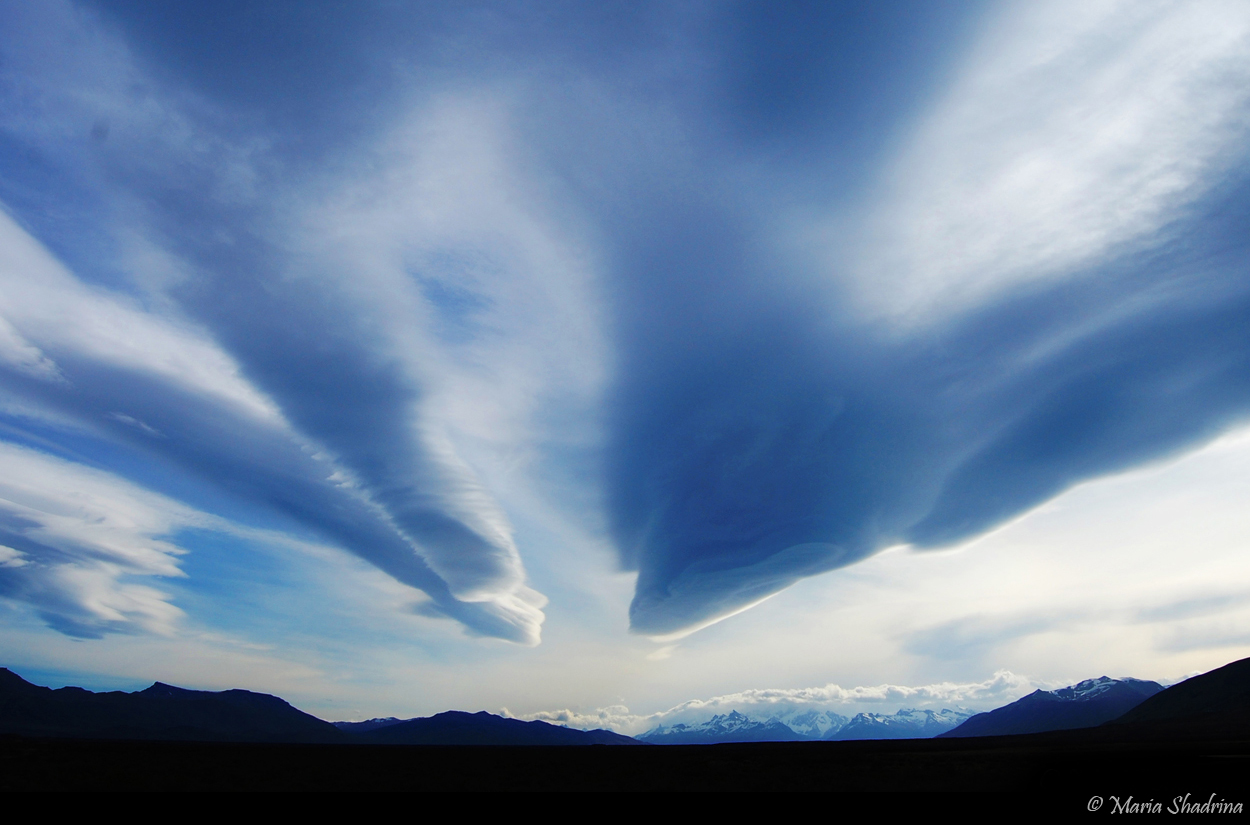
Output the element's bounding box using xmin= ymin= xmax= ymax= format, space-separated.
xmin=1105 ymin=656 xmax=1250 ymax=738
xmin=352 ymin=710 xmax=641 ymax=746
xmin=940 ymin=677 xmax=1163 ymax=738
xmin=0 ymin=668 xmax=345 ymax=743
xmin=4 ymin=658 xmax=1250 ymax=791
xmin=8 ymin=655 xmax=1249 ymax=754
xmin=0 ymin=668 xmax=640 ymax=746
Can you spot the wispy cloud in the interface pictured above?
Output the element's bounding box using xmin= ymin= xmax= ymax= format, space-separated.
xmin=852 ymin=0 xmax=1250 ymax=322
xmin=0 ymin=440 xmax=196 ymax=637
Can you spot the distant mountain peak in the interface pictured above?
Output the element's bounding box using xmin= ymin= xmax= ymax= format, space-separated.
xmin=826 ymin=707 xmax=971 ymax=740
xmin=640 ymin=710 xmax=808 ymax=744
xmin=139 ymin=682 xmax=200 ymax=697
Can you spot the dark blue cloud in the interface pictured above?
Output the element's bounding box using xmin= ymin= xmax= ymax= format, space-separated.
xmin=590 ymin=1 xmax=1250 ymax=627
xmin=607 ymin=165 xmax=1250 ymax=633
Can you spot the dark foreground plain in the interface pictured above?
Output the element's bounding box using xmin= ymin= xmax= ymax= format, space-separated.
xmin=3 ymin=727 xmax=1247 ymax=797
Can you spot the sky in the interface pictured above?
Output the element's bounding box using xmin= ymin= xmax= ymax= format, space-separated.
xmin=1 ymin=0 xmax=1250 ymax=731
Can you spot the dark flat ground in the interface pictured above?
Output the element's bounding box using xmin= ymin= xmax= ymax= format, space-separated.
xmin=3 ymin=730 xmax=1248 ymax=799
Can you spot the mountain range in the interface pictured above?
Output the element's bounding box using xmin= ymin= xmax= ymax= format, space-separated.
xmin=0 ymin=669 xmax=632 ymax=746
xmin=638 ymin=707 xmax=975 ymax=744
xmin=4 ymin=656 xmax=1249 ymax=746
xmin=639 ymin=710 xmax=810 ymax=744
xmin=828 ymin=708 xmax=973 ymax=740
xmin=350 ymin=711 xmax=639 ymax=746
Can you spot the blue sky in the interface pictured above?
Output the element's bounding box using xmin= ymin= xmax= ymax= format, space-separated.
xmin=2 ymin=0 xmax=1250 ymax=729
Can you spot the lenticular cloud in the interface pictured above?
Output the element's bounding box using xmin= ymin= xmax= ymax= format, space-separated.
xmin=608 ymin=0 xmax=1250 ymax=635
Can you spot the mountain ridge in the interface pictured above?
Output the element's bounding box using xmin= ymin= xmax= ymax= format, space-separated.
xmin=0 ymin=667 xmax=345 ymax=743
xmin=940 ymin=676 xmax=1164 ymax=738
xmin=1104 ymin=657 xmax=1250 ymax=737
xmin=358 ymin=710 xmax=640 ymax=746
xmin=0 ymin=668 xmax=638 ymax=746
xmin=7 ymin=655 xmax=1250 ymax=748
xmin=639 ymin=710 xmax=809 ymax=744
xmin=829 ymin=707 xmax=972 ymax=740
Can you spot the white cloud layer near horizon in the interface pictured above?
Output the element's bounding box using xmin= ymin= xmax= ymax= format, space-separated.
xmin=510 ymin=669 xmax=1044 ymax=736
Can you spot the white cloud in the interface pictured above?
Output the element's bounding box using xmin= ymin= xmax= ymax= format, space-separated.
xmin=0 ymin=440 xmax=208 ymax=636
xmin=0 ymin=315 xmax=62 ymax=381
xmin=515 ymin=669 xmax=1041 ymax=735
xmin=0 ymin=208 xmax=282 ymax=423
xmin=0 ymin=197 xmax=552 ymax=643
xmin=277 ymin=92 xmax=606 ymax=602
xmin=851 ymin=0 xmax=1250 ymax=323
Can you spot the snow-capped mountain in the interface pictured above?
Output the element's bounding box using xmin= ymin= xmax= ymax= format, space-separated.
xmin=940 ymin=677 xmax=1163 ymax=738
xmin=639 ymin=710 xmax=808 ymax=744
xmin=333 ymin=717 xmax=405 ymax=733
xmin=641 ymin=707 xmax=967 ymax=743
xmin=773 ymin=709 xmax=850 ymax=739
xmin=827 ymin=708 xmax=973 ymax=740
xmin=1054 ymin=676 xmax=1156 ymax=701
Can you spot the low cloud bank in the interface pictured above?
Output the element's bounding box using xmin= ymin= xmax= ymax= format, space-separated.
xmin=514 ymin=670 xmax=1041 ymax=736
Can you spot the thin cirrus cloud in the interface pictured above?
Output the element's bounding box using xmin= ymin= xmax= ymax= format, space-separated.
xmin=0 ymin=0 xmax=1248 ymax=652
xmin=852 ymin=0 xmax=1250 ymax=321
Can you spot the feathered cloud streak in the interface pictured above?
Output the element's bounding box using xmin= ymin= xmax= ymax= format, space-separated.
xmin=0 ymin=207 xmax=545 ymax=641
xmin=0 ymin=3 xmax=580 ymax=642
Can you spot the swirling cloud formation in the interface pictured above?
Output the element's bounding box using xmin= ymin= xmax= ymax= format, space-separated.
xmin=0 ymin=0 xmax=1247 ymax=644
